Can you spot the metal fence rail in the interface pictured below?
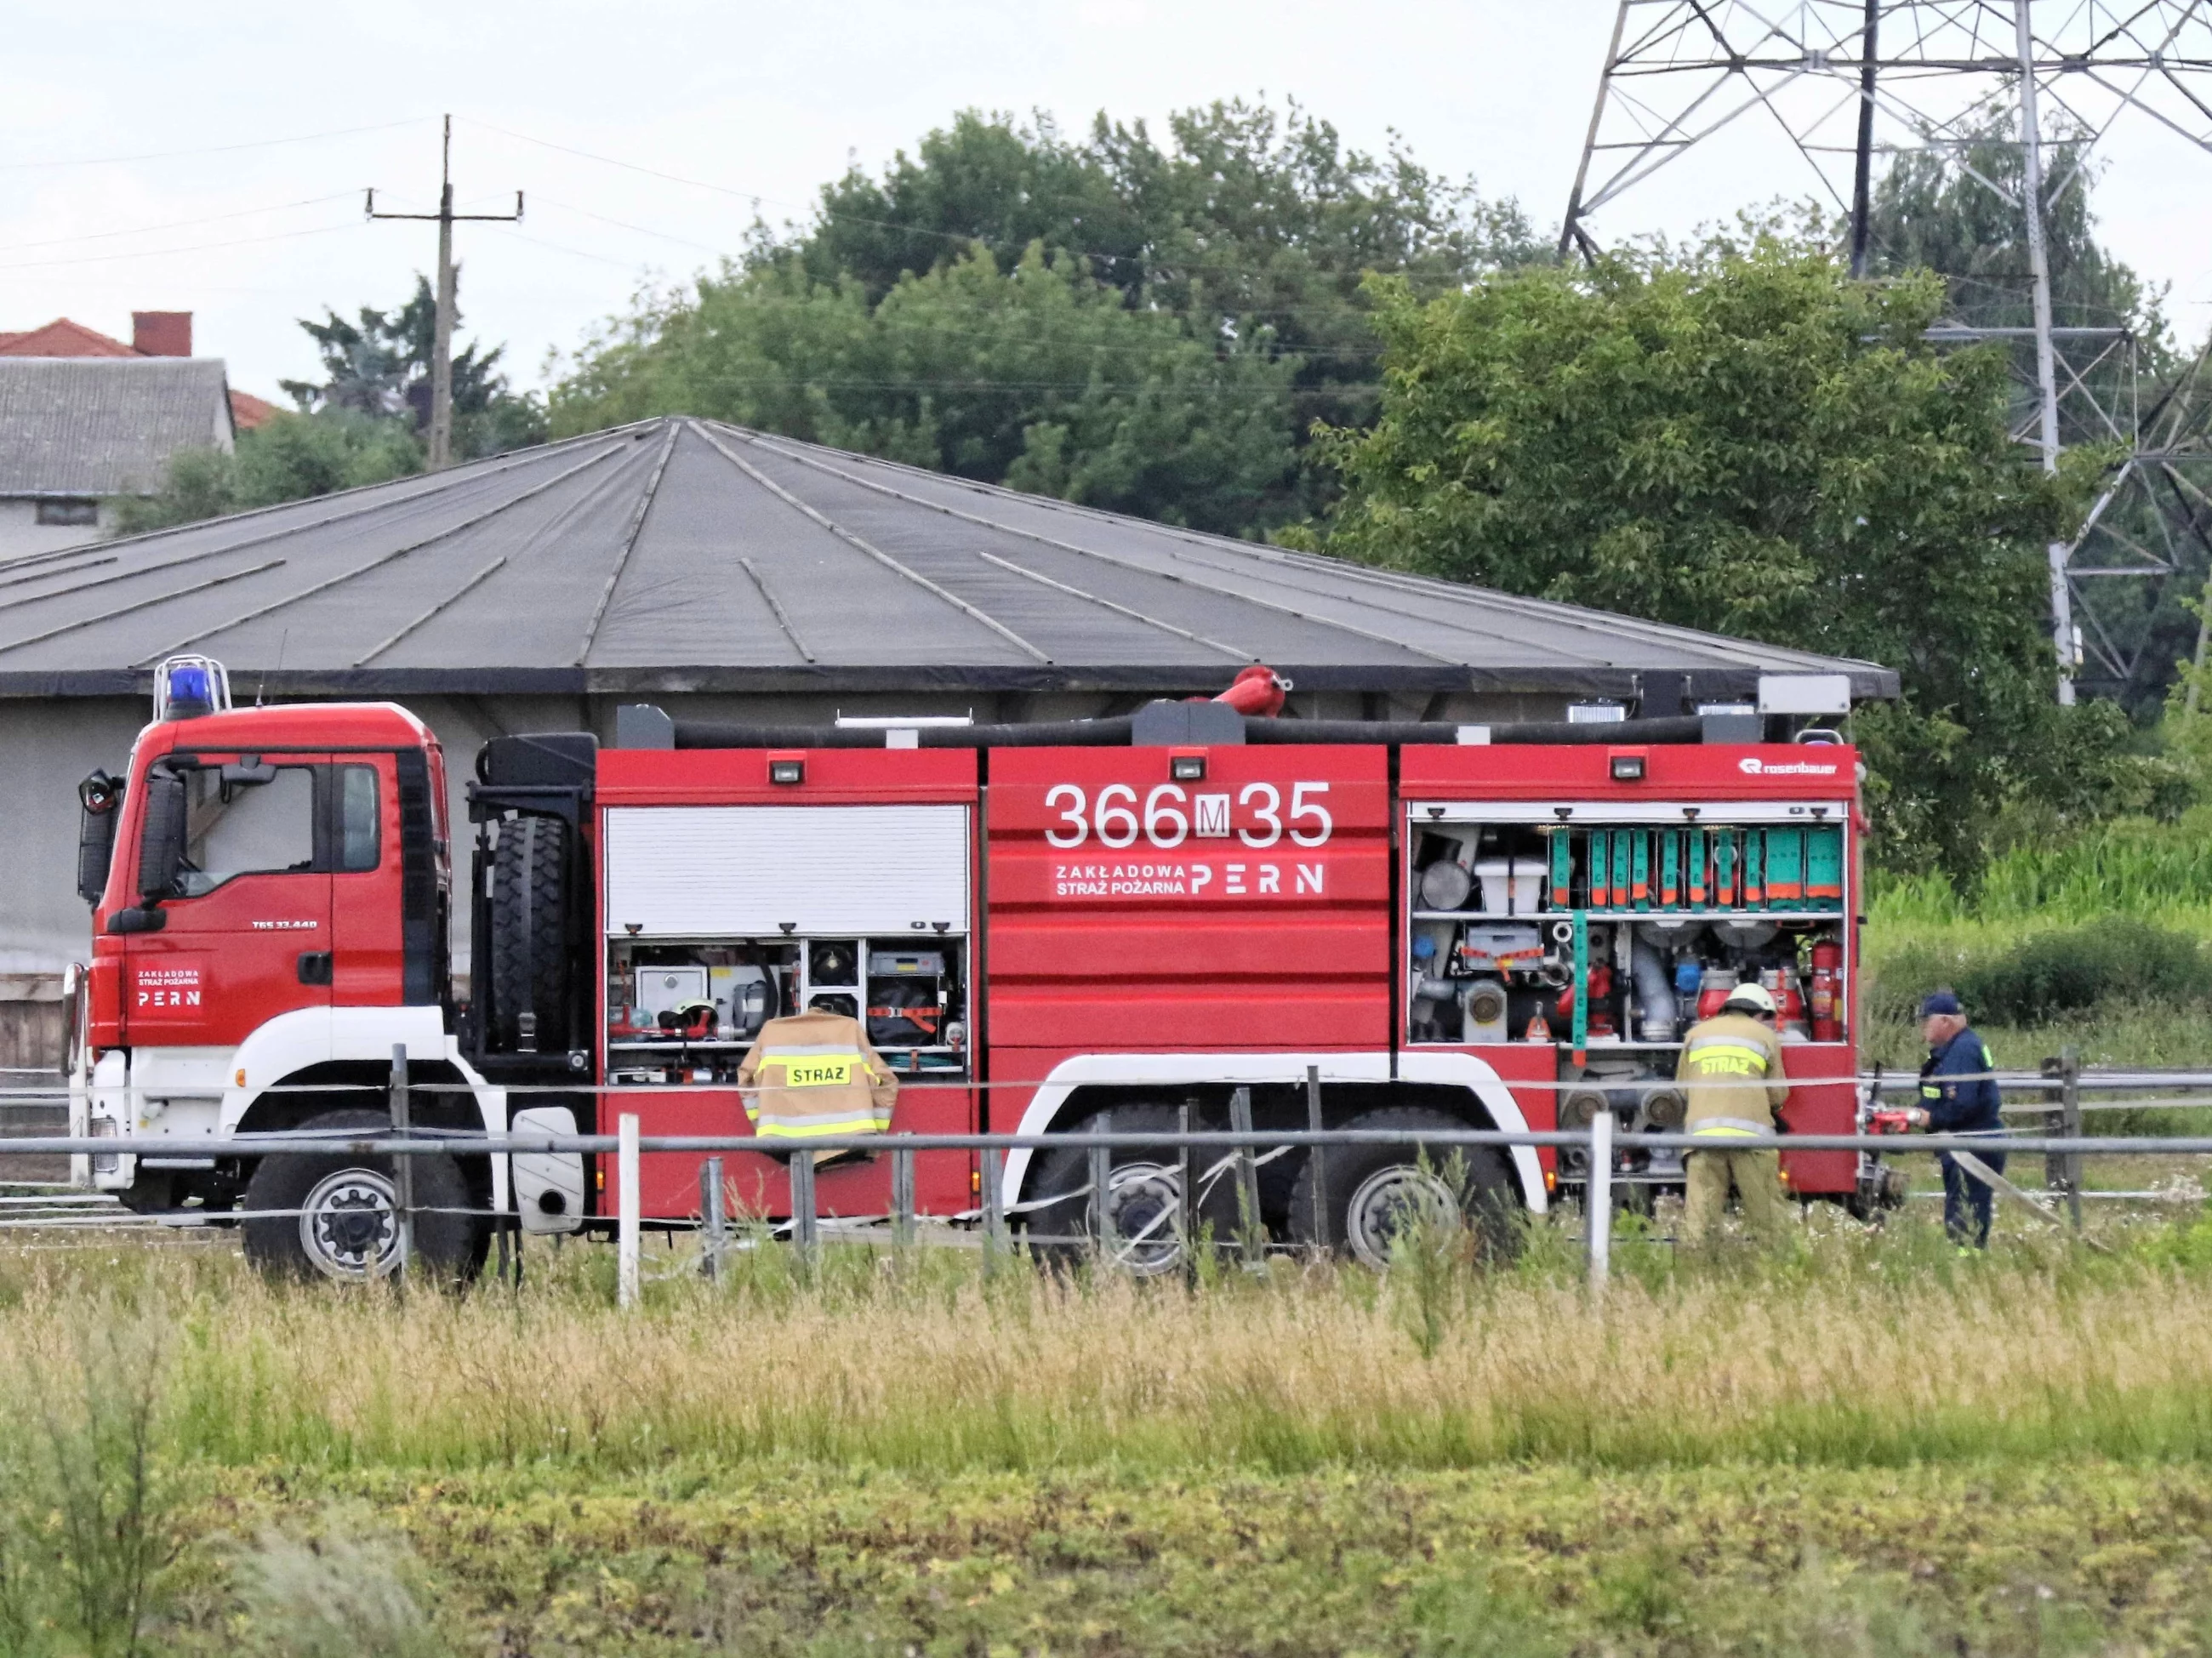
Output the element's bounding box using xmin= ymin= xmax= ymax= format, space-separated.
xmin=8 ymin=1120 xmax=2210 ymax=1302
xmin=15 ymin=1042 xmax=2212 ymax=1297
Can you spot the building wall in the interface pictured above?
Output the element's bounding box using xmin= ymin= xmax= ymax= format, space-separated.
xmin=0 ymin=498 xmax=114 ymax=561
xmin=0 ymin=682 xmax=1577 ymax=1068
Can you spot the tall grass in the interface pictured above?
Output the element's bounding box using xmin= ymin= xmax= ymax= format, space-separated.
xmin=1871 ymin=807 xmax=2212 ymax=929
xmin=10 ymin=1216 xmax=2212 ymax=1480
xmin=1863 ymin=811 xmax=2212 ymax=1066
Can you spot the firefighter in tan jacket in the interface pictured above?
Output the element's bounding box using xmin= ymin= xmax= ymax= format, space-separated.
xmin=738 ymin=1008 xmax=898 ymax=1160
xmin=1673 ymin=982 xmax=1791 ymax=1242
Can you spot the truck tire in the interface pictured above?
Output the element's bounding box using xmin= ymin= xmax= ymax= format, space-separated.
xmin=242 ymin=1109 xmax=487 ymax=1286
xmin=1287 ymin=1107 xmax=1522 ymax=1269
xmin=1024 ymin=1106 xmax=1241 ymax=1276
xmin=490 ymin=815 xmax=570 ymax=1052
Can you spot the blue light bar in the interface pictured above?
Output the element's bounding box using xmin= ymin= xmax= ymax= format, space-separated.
xmin=152 ymin=656 xmax=230 ymax=721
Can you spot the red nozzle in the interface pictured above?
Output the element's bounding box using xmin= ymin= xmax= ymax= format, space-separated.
xmin=1213 ymin=664 xmax=1290 ymax=718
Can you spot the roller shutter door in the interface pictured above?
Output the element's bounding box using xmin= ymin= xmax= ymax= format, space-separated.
xmin=603 ymin=806 xmax=970 ymax=937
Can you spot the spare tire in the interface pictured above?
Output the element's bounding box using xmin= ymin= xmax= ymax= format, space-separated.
xmin=490 ymin=816 xmax=571 ymax=1052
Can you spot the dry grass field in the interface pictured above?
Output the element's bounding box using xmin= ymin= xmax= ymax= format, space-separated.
xmin=5 ymin=1202 xmax=2212 ymax=1654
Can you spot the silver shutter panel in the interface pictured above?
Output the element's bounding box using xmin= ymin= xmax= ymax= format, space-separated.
xmin=603 ymin=806 xmax=970 ymax=937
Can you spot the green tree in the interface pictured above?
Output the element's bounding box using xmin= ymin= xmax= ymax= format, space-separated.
xmin=1868 ymin=118 xmax=2166 ymax=356
xmin=1302 ymin=236 xmax=2177 ymax=876
xmin=556 ymin=243 xmax=1299 ymax=530
xmin=550 ymin=99 xmax=1537 ymax=533
xmin=111 ymin=410 xmax=422 ymax=537
xmin=114 ymin=276 xmax=545 ymax=534
xmin=284 ymin=273 xmax=546 ymax=460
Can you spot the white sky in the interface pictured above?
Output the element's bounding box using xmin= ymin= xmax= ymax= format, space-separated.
xmin=3 ymin=1 xmax=2209 ymax=402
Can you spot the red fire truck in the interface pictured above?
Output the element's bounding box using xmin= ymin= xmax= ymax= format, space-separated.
xmin=66 ymin=657 xmax=1870 ymax=1281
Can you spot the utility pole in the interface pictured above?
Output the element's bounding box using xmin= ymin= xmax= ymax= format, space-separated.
xmin=368 ymin=115 xmax=522 ymax=470
xmin=2014 ymin=0 xmax=2075 ymax=704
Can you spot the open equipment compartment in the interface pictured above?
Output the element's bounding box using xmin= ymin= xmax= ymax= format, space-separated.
xmin=605 ymin=931 xmax=968 ymax=1084
xmin=1400 ymin=742 xmax=1861 ymax=1197
xmin=592 ymin=747 xmax=982 ymax=1219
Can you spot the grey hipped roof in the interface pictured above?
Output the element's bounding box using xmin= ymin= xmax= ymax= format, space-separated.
xmin=0 ymin=416 xmax=1900 ymax=701
xmin=0 ymin=357 xmax=234 ymax=498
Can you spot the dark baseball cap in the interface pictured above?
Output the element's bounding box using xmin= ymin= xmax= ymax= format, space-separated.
xmin=1921 ymin=989 xmax=1963 ymax=1017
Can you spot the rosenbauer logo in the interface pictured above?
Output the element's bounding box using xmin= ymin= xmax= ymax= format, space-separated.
xmin=1737 ymin=757 xmax=1839 ymax=777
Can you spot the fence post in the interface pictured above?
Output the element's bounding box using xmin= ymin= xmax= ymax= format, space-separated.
xmin=1088 ymin=1111 xmax=1114 ymax=1263
xmin=981 ymin=1146 xmax=1006 ymax=1272
xmin=699 ymin=1156 xmax=727 ymax=1286
xmin=891 ymin=1142 xmax=915 ymax=1248
xmin=2041 ymin=1053 xmax=2065 ymax=1195
xmin=1177 ymin=1100 xmax=1195 ymax=1272
xmin=789 ymin=1149 xmax=818 ymax=1270
xmin=2061 ymin=1046 xmax=2084 ymax=1231
xmin=1305 ymin=1064 xmax=1330 ymax=1250
xmin=388 ymin=1044 xmax=414 ymax=1290
xmin=617 ymin=1113 xmax=641 ymax=1309
xmin=1228 ymin=1085 xmax=1263 ymax=1269
xmin=1586 ymin=1109 xmax=1612 ymax=1292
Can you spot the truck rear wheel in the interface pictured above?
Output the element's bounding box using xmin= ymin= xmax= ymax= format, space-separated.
xmin=1287 ymin=1107 xmax=1523 ymax=1268
xmin=1024 ymin=1106 xmax=1240 ymax=1276
xmin=241 ymin=1110 xmax=487 ymax=1286
xmin=490 ymin=815 xmax=571 ymax=1051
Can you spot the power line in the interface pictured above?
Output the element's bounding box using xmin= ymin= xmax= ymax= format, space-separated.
xmin=463 ymin=117 xmax=1502 ymax=288
xmin=497 ymin=217 xmax=1415 ymax=357
xmin=0 ymin=219 xmax=364 ymax=273
xmin=0 ymin=117 xmax=430 ymax=173
xmin=592 ymin=377 xmax=1384 ymax=396
xmin=531 ymin=197 xmax=731 ymax=257
xmin=0 ymin=194 xmax=356 ymax=255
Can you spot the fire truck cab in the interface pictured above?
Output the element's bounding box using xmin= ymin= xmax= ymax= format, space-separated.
xmin=68 ymin=658 xmax=1871 ymax=1281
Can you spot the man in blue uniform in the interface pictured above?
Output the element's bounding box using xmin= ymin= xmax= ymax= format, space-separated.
xmin=1906 ymin=989 xmax=2006 ymax=1248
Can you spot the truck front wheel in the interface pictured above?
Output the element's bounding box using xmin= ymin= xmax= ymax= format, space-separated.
xmin=241 ymin=1110 xmax=487 ymax=1286
xmin=1287 ymin=1107 xmax=1523 ymax=1269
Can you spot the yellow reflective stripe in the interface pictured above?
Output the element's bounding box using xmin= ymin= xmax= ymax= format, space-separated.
xmin=1690 ymin=1117 xmax=1771 ymax=1137
xmin=1685 ymin=1040 xmax=1770 ymax=1068
xmin=755 ymin=1114 xmax=889 ymax=1138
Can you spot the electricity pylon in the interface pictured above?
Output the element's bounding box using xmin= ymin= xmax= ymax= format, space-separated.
xmin=1562 ymin=3 xmax=2212 ymax=704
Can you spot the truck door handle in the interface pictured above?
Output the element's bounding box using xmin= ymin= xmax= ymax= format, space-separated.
xmin=297 ymin=951 xmax=333 ymax=986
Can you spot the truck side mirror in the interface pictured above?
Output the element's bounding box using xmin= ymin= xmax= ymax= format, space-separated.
xmin=75 ymin=769 xmax=123 ymax=906
xmin=136 ymin=769 xmax=189 ymax=903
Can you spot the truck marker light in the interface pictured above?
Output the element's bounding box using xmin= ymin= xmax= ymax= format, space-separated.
xmin=1609 ymin=752 xmax=1646 ymax=782
xmin=768 ymin=759 xmax=805 ymax=785
xmin=972 ymin=1170 xmax=982 ymax=1193
xmin=235 ymin=1069 xmax=246 ymax=1087
xmin=1171 ymin=753 xmax=1206 ymax=782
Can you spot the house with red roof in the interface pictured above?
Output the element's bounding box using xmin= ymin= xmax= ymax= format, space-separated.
xmin=0 ymin=311 xmax=258 ymax=556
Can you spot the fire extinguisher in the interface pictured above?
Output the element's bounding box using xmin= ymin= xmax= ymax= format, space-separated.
xmin=1809 ymin=940 xmax=1842 ymax=1043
